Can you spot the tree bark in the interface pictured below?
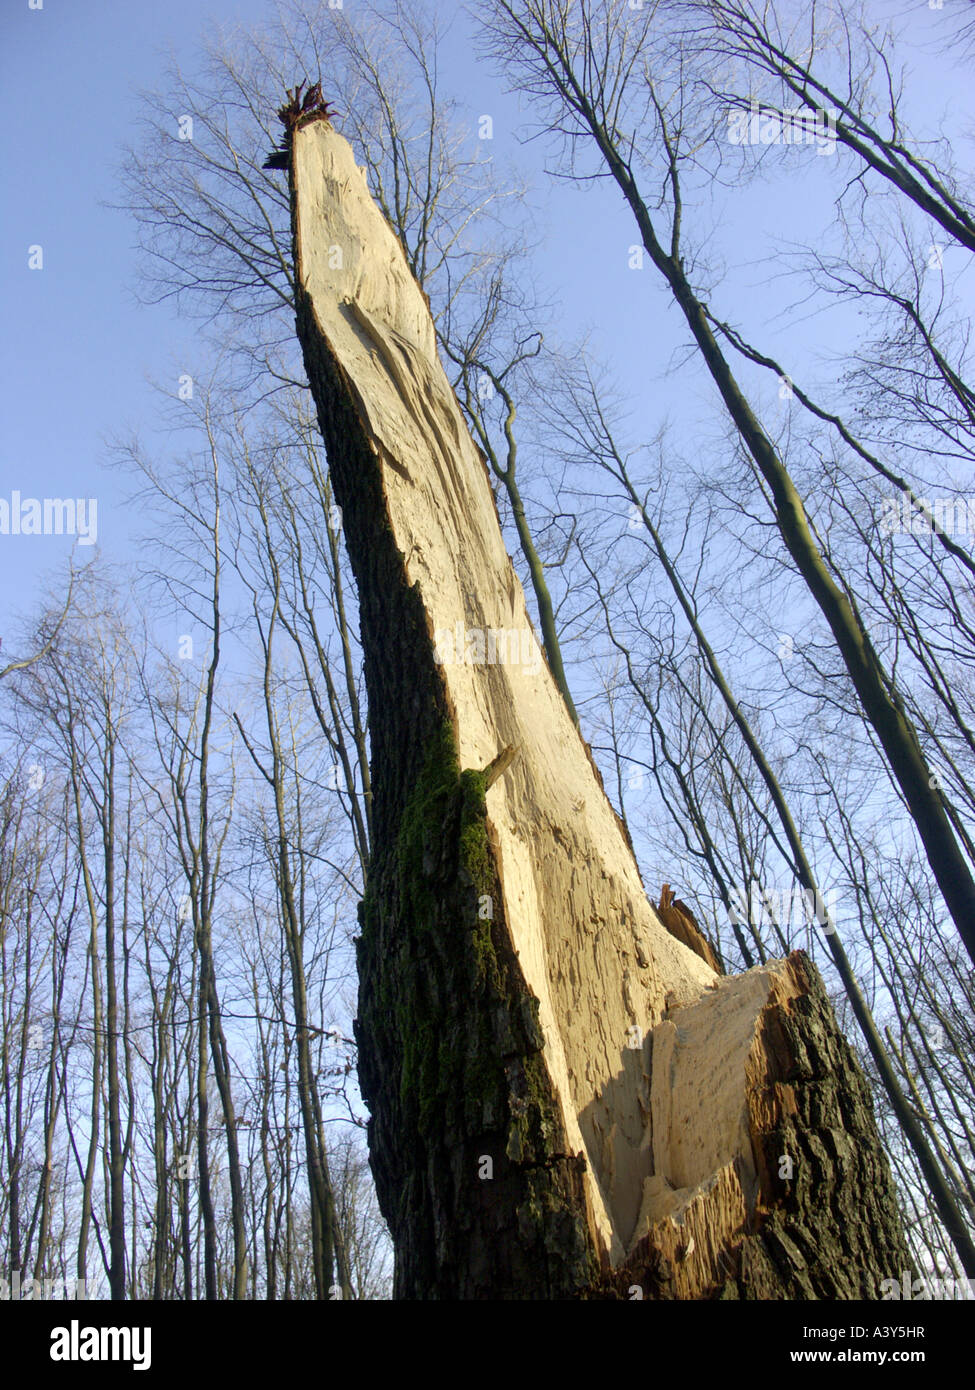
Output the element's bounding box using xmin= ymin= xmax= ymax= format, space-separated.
xmin=287 ymin=117 xmax=912 ymax=1300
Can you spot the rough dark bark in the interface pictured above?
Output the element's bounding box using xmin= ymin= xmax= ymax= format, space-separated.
xmin=589 ymin=954 xmax=912 ymax=1299
xmin=293 ymin=287 xmax=596 ymax=1298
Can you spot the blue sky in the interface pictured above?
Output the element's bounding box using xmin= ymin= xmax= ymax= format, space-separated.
xmin=1 ymin=0 xmax=970 ymax=643
xmin=0 ymin=0 xmax=273 ymax=620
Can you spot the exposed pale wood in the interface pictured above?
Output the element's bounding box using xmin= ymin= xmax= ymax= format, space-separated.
xmin=288 ymin=118 xmax=911 ymax=1299
xmin=658 ymin=883 xmax=724 ymax=974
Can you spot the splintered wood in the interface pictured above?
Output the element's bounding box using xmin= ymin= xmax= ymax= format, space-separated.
xmin=290 ymin=120 xmax=911 ymax=1298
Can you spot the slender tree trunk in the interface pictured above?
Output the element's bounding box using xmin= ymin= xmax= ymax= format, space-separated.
xmin=195 ymin=940 xmax=218 ymax=1299
xmin=243 ymin=488 xmax=353 ymax=1299
xmin=34 ymin=902 xmax=70 ymax=1285
xmin=101 ymin=732 xmax=126 ymax=1299
xmin=586 ymin=124 xmax=975 ymax=969
xmin=69 ymin=723 xmax=104 ymax=1294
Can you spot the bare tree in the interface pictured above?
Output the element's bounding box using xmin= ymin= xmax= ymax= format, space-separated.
xmin=479 ymin=0 xmax=975 ymax=974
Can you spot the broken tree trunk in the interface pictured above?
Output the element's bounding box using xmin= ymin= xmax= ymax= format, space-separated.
xmin=287 ymin=116 xmax=912 ymax=1299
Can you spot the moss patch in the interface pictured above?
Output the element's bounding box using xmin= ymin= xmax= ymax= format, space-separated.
xmin=355 ymin=715 xmax=595 ymax=1294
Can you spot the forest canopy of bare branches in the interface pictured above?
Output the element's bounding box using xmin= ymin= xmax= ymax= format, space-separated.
xmin=2 ymin=0 xmax=973 ymax=1309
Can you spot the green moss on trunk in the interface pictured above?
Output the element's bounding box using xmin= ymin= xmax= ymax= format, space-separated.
xmin=356 ymin=718 xmax=595 ymax=1297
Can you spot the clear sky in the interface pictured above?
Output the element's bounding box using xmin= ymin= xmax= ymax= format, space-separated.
xmin=1 ymin=0 xmax=970 ymax=643
xmin=1 ymin=0 xmax=273 ymax=623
